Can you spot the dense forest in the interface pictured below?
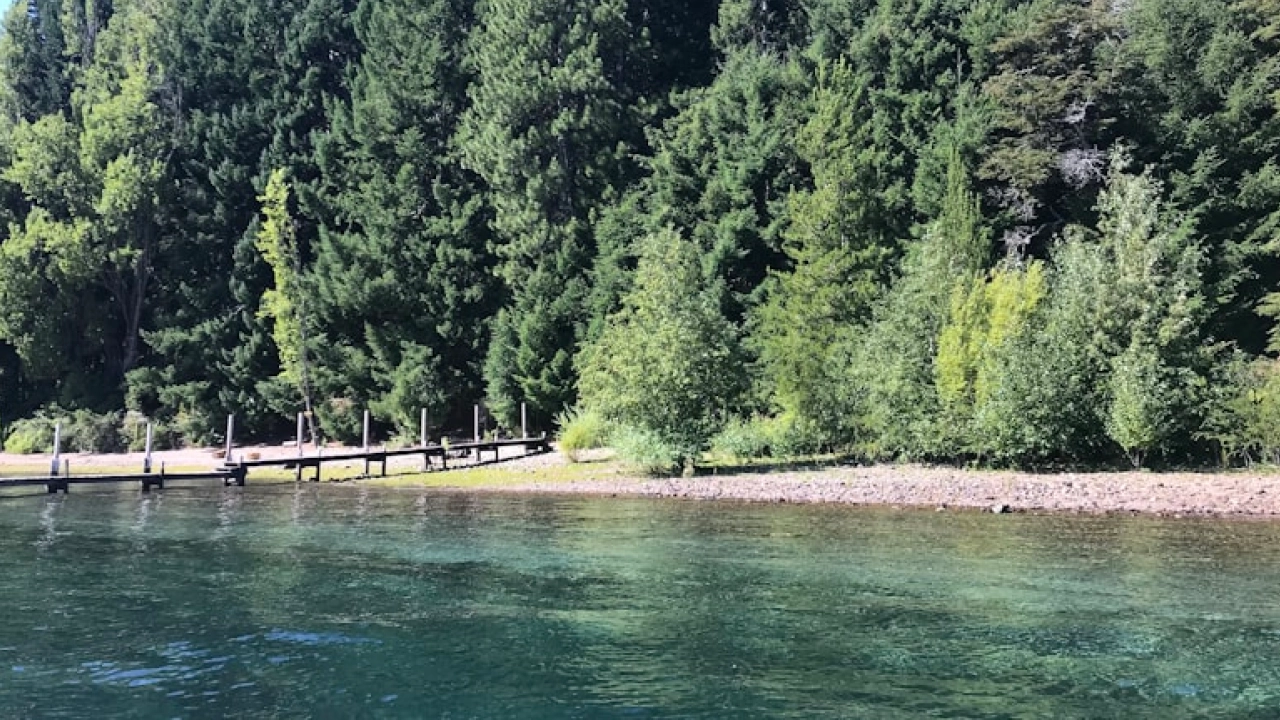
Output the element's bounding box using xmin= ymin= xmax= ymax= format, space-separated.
xmin=0 ymin=0 xmax=1276 ymax=468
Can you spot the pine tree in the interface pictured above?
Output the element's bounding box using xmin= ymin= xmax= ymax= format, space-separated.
xmin=310 ymin=0 xmax=498 ymax=437
xmin=459 ymin=0 xmax=644 ymax=428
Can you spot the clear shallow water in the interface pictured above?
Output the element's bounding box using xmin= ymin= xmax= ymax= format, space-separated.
xmin=2 ymin=486 xmax=1280 ymax=718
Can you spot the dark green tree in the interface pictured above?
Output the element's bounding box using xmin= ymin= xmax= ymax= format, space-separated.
xmin=459 ymin=0 xmax=646 ymax=428
xmin=310 ymin=0 xmax=498 ymax=439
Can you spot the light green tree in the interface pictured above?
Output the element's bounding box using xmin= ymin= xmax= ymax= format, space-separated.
xmin=0 ymin=0 xmax=168 ymax=401
xmin=578 ymin=228 xmax=746 ymax=469
xmin=254 ymin=168 xmax=316 ymax=443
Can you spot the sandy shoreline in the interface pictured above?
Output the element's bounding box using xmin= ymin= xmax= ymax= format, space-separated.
xmin=3 ymin=445 xmax=1279 ymax=518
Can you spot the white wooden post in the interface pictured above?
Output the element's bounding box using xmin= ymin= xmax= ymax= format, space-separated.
xmin=224 ymin=414 xmax=235 ymax=465
xmin=420 ymin=408 xmax=430 ymax=471
xmin=144 ymin=423 xmax=153 ymax=474
xmin=50 ymin=421 xmax=62 ymax=476
xmin=521 ymin=402 xmax=528 ymax=439
xmin=296 ymin=412 xmax=305 ymax=456
xmin=362 ymin=409 xmax=371 ymax=476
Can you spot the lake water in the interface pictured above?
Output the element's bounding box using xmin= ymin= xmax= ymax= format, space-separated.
xmin=2 ymin=485 xmax=1279 ymax=718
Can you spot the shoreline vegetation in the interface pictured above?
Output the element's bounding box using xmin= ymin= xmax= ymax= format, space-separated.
xmin=4 ymin=445 xmax=1280 ymax=520
xmin=1 ymin=0 xmax=1278 ymax=478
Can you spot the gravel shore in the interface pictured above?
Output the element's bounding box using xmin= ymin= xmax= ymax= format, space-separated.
xmin=496 ymin=457 xmax=1280 ymax=518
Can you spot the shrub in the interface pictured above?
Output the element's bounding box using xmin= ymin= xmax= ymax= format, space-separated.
xmin=711 ymin=416 xmax=774 ymax=462
xmin=768 ymin=413 xmax=832 ymax=459
xmin=170 ymin=406 xmax=218 ymax=448
xmin=557 ymin=407 xmax=609 ymax=462
xmin=611 ymin=424 xmax=684 ymax=476
xmin=1200 ymin=357 xmax=1280 ymax=467
xmin=121 ymin=411 xmax=181 ymax=452
xmin=3 ymin=415 xmax=56 ymax=454
xmin=63 ymin=410 xmax=126 ymax=453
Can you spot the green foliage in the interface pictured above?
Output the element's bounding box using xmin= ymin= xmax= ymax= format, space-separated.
xmin=935 ymin=261 xmax=1047 ymax=454
xmin=750 ymin=59 xmax=897 ymax=451
xmin=610 ymin=424 xmax=684 ymax=476
xmin=255 ymin=169 xmax=304 ymax=390
xmin=309 ymin=0 xmax=497 ymax=439
xmin=556 ymin=407 xmax=610 ymax=462
xmin=975 ymin=163 xmax=1211 ymax=466
xmin=1202 ymin=357 xmax=1280 ymax=466
xmin=1105 ymin=339 xmax=1171 ymax=467
xmin=710 ymin=416 xmax=775 ymax=462
xmin=0 ymin=0 xmax=1272 ymax=471
xmin=578 ymin=228 xmax=746 ymax=466
xmin=62 ymin=409 xmax=126 ymax=453
xmin=857 ymin=145 xmax=991 ymax=460
xmin=3 ymin=414 xmax=56 ymax=454
xmin=1 ymin=407 xmax=141 ymax=454
xmin=461 ymin=0 xmax=646 ymax=426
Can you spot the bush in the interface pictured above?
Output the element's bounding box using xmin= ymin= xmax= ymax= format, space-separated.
xmin=557 ymin=407 xmax=609 ymax=462
xmin=62 ymin=410 xmax=126 ymax=453
xmin=1201 ymin=357 xmax=1280 ymax=467
xmin=121 ymin=411 xmax=181 ymax=452
xmin=611 ymin=424 xmax=684 ymax=476
xmin=768 ymin=413 xmax=832 ymax=459
xmin=711 ymin=416 xmax=774 ymax=462
xmin=3 ymin=414 xmax=56 ymax=454
xmin=3 ymin=408 xmax=186 ymax=455
xmin=170 ymin=406 xmax=217 ymax=448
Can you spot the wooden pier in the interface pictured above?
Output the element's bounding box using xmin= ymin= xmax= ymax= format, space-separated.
xmin=0 ymin=403 xmax=551 ymax=494
xmin=225 ymin=436 xmax=552 ymax=483
xmin=0 ymin=468 xmax=244 ymax=495
xmin=0 ymin=438 xmax=550 ymax=494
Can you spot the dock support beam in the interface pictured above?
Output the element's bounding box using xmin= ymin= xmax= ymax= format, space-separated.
xmin=142 ymin=467 xmax=164 ymax=493
xmin=222 ymin=465 xmax=247 ymax=487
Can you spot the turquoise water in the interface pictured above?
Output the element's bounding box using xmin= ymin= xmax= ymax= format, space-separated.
xmin=2 ymin=486 xmax=1280 ymax=718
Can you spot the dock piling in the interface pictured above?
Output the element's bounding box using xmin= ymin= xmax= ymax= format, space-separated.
xmin=421 ymin=408 xmax=430 ymax=471
xmin=295 ymin=412 xmax=305 ymax=482
xmin=50 ymin=422 xmax=61 ymax=476
xmin=224 ymin=414 xmax=235 ymax=465
xmin=144 ymin=423 xmax=153 ymax=474
xmin=362 ymin=410 xmax=371 ymax=476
